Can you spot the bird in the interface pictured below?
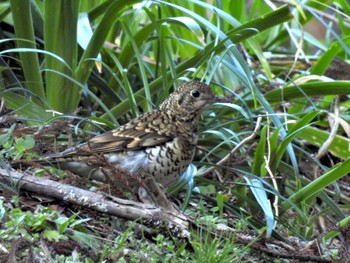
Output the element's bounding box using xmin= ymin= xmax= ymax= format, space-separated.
xmin=31 ymin=81 xmax=227 ymax=189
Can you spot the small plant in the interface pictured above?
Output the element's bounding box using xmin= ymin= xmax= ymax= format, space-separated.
xmin=189 ymin=231 xmax=247 ymax=263
xmin=0 ymin=127 xmax=35 ymax=161
xmin=0 ymin=204 xmax=89 ymax=242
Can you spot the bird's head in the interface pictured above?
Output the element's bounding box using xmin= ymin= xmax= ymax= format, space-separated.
xmin=159 ymin=81 xmax=227 ymax=122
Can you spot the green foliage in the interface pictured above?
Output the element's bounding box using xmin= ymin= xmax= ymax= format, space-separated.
xmin=189 ymin=234 xmax=245 ymax=263
xmin=0 ymin=204 xmax=91 ymax=242
xmin=0 ymin=126 xmax=35 ymax=160
xmin=1 ymin=0 xmax=292 ymax=122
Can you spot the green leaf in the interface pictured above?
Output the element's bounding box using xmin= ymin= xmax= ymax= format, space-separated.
xmin=15 ymin=135 xmax=35 ymax=152
xmin=270 ymin=111 xmax=320 ymax=172
xmin=104 ymin=4 xmax=293 ymax=120
xmin=10 ymin=0 xmax=45 ymax=106
xmin=244 ymin=177 xmax=274 ymax=237
xmin=293 ymin=126 xmax=350 ymax=159
xmin=259 ymin=81 xmax=350 ymax=105
xmin=43 ymin=229 xmax=62 ymax=242
xmin=75 ymin=0 xmax=141 ymax=100
xmin=252 ymin=125 xmax=267 ymax=176
xmin=216 ymin=192 xmax=225 ymax=217
xmin=311 ymin=36 xmax=350 ymax=75
xmin=282 ymin=158 xmax=350 ymax=211
xmin=1 ymin=90 xmax=51 ymax=123
xmin=44 ymin=0 xmax=79 ymax=113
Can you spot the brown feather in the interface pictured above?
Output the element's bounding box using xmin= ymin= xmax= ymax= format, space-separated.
xmin=57 ymin=111 xmax=175 ymax=157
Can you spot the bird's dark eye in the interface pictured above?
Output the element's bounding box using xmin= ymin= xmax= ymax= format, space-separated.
xmin=190 ymin=89 xmax=200 ymax=98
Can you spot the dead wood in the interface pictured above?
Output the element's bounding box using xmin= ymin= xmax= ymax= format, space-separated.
xmin=0 ymin=167 xmax=190 ymax=238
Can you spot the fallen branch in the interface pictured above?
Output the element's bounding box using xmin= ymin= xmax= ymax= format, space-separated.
xmin=0 ymin=167 xmax=190 ymax=238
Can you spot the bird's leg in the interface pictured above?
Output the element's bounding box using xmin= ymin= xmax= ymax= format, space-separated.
xmin=138 ymin=168 xmax=177 ymax=214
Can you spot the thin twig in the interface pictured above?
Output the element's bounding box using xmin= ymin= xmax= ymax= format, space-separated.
xmin=197 ymin=116 xmax=262 ymax=177
xmin=315 ymin=96 xmax=340 ymax=161
xmin=263 ymin=115 xmax=279 ymax=223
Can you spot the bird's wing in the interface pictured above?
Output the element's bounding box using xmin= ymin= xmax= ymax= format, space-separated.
xmin=86 ymin=125 xmax=172 ymax=153
xmin=56 ymin=113 xmax=174 ymax=157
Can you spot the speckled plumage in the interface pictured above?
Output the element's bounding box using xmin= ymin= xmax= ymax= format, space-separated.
xmin=45 ymin=81 xmax=225 ymax=188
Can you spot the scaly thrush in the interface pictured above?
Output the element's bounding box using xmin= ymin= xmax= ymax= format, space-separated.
xmin=39 ymin=81 xmax=226 ymax=188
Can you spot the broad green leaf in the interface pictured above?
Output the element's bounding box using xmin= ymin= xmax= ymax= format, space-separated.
xmin=44 ymin=0 xmax=79 ymax=113
xmin=10 ymin=0 xmax=45 ymax=106
xmin=311 ymin=36 xmax=350 ymax=75
xmin=15 ymin=135 xmax=35 ymax=152
xmin=292 ymin=125 xmax=350 ymax=159
xmin=283 ymin=158 xmax=350 ymax=211
xmin=257 ymin=81 xmax=350 ymax=106
xmin=1 ymin=90 xmax=51 ymax=122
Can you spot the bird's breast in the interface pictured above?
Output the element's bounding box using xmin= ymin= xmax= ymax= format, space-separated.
xmin=145 ymin=137 xmax=196 ymax=187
